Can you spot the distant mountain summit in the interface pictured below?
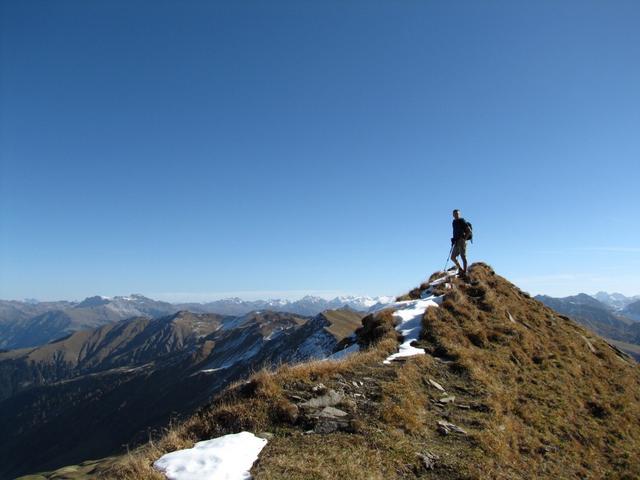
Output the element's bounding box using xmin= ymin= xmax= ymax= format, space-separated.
xmin=0 ymin=295 xmax=179 ymax=350
xmin=0 ymin=294 xmax=393 ymax=350
xmin=591 ymin=291 xmax=640 ymax=311
xmin=178 ymin=294 xmax=394 ymax=317
xmin=536 ymin=293 xmax=640 ymax=360
xmin=75 ymin=295 xmax=111 ymax=308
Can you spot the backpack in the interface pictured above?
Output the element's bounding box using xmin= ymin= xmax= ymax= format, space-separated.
xmin=464 ymin=221 xmax=473 ymax=242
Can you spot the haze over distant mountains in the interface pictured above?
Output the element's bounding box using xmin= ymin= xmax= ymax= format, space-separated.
xmin=0 ymin=294 xmax=394 ymax=350
xmin=591 ymin=291 xmax=640 ymax=311
xmin=535 ymin=291 xmax=640 ymax=361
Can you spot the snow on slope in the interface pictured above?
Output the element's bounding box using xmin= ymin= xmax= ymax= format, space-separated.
xmin=327 ymin=271 xmax=455 ymax=363
xmin=153 ymin=432 xmax=267 ymax=480
xmin=381 ymin=296 xmax=442 ymax=364
xmin=375 ymin=271 xmax=455 ymax=364
xmin=327 ymin=341 xmax=360 ymax=360
xmin=155 ymin=272 xmax=456 ymax=478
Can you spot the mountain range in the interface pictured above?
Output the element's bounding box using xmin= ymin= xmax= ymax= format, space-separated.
xmin=591 ymin=291 xmax=640 ymax=311
xmin=2 ymin=281 xmax=640 ymax=478
xmin=535 ymin=293 xmax=640 ymax=360
xmin=19 ymin=263 xmax=640 ymax=480
xmin=0 ymin=294 xmax=393 ymax=351
xmin=0 ymin=308 xmax=364 ymax=478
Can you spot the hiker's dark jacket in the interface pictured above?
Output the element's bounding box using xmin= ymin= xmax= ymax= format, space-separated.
xmin=452 ymin=218 xmax=468 ymax=241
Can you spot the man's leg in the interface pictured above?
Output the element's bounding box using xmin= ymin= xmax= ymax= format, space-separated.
xmin=460 ymin=240 xmax=468 ymax=274
xmin=451 ymin=257 xmax=462 ymax=271
xmin=451 ymin=243 xmax=462 ymax=271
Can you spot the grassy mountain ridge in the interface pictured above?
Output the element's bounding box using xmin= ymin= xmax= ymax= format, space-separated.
xmin=0 ymin=312 xmax=227 ymax=401
xmin=39 ymin=263 xmax=639 ymax=479
xmin=2 ymin=310 xmax=363 ymax=479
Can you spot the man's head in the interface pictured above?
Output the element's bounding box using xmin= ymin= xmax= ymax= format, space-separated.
xmin=453 ymin=209 xmax=460 ymax=219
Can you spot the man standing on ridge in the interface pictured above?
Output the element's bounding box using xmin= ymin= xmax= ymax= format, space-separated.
xmin=451 ymin=209 xmax=472 ymax=276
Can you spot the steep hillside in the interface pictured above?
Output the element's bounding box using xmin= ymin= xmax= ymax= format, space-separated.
xmin=0 ymin=311 xmax=226 ymax=400
xmin=42 ymin=263 xmax=639 ymax=479
xmin=623 ymin=299 xmax=640 ymax=321
xmin=1 ymin=310 xmax=360 ymax=479
xmin=319 ymin=308 xmax=365 ymax=342
xmin=0 ymin=295 xmax=379 ymax=351
xmin=536 ymin=293 xmax=640 ymax=359
xmin=0 ymin=295 xmax=180 ymax=350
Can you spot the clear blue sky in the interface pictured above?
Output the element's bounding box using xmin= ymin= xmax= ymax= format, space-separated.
xmin=1 ymin=1 xmax=639 ymax=301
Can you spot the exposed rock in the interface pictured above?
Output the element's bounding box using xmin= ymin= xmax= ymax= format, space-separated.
xmin=314 ymin=419 xmax=340 ymax=434
xmin=417 ymin=451 xmax=438 ymax=470
xmin=428 ymin=379 xmax=446 ymax=392
xmin=437 ymin=420 xmax=467 ymax=435
xmin=312 ymin=383 xmax=327 ymax=394
xmin=302 ymin=401 xmax=353 ymax=434
xmin=606 ymin=342 xmax=633 ymax=363
xmin=319 ymin=406 xmax=348 ymax=418
xmin=300 ymin=389 xmax=343 ymax=409
xmin=256 ymin=432 xmax=274 ymax=440
xmin=438 ymin=395 xmax=456 ymax=404
xmin=580 ymin=335 xmax=597 ymax=354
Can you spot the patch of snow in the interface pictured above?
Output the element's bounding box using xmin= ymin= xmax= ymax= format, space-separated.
xmin=153 ymin=431 xmax=267 ymax=480
xmin=381 ymin=297 xmax=442 ymax=364
xmin=263 ymin=327 xmax=285 ymax=341
xmin=220 ymin=315 xmax=250 ymax=331
xmin=218 ymin=340 xmax=262 ymax=369
xmin=332 ymin=295 xmax=395 ymax=311
xmin=294 ymin=328 xmax=336 ymax=360
xmin=377 ymin=271 xmax=456 ymax=364
xmin=327 ymin=342 xmax=360 ymax=361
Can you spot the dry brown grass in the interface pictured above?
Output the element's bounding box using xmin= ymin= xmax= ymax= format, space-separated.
xmin=418 ymin=262 xmax=640 ymax=479
xmin=355 ymin=308 xmax=399 ymax=347
xmin=49 ymin=263 xmax=640 ymax=479
xmin=321 ymin=310 xmax=365 ymax=342
xmin=104 ymin=311 xmax=402 ymax=480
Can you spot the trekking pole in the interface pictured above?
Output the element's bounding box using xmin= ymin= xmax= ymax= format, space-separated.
xmin=443 ymin=243 xmax=454 ymax=272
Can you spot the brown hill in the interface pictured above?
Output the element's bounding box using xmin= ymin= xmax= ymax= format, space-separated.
xmin=3 ymin=309 xmax=362 ymax=479
xmin=319 ymin=309 xmax=365 ymax=342
xmin=24 ymin=264 xmax=640 ymax=480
